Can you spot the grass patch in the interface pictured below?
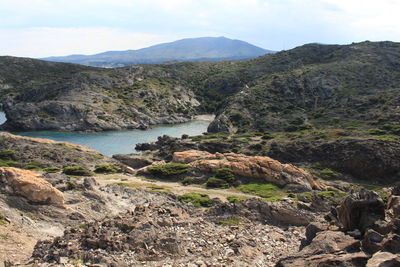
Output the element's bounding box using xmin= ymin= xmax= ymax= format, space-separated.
xmin=114 ymin=182 xmax=138 ymax=188
xmin=148 ymin=163 xmax=192 ymax=177
xmin=177 ymin=193 xmax=214 ymax=207
xmin=94 ymin=164 xmax=119 ymax=174
xmin=63 ymin=165 xmax=93 ymax=176
xmin=236 ymin=182 xmax=285 ymax=201
xmin=218 ymin=217 xmax=241 ymax=226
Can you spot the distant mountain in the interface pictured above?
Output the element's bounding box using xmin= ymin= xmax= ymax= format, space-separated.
xmin=41 ymin=37 xmax=274 ymax=67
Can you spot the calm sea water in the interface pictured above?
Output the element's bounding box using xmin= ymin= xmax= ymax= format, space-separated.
xmin=0 ymin=112 xmax=5 ymax=125
xmin=0 ymin=112 xmax=210 ymax=156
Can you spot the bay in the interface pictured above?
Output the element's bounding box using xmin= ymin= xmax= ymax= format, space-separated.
xmin=0 ymin=112 xmax=210 ymax=156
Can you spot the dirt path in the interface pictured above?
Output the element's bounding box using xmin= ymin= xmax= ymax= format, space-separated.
xmin=95 ymin=173 xmax=258 ymax=201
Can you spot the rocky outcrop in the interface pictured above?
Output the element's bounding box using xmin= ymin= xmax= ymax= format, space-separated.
xmin=172 ymin=150 xmax=322 ymax=190
xmin=0 ymin=132 xmax=121 ymax=171
xmin=0 ymin=167 xmax=64 ymax=207
xmin=112 ymin=154 xmax=154 ymax=169
xmin=268 ymin=139 xmax=400 ymax=183
xmin=278 ymin=188 xmax=400 ymax=266
xmin=207 ymin=198 xmax=319 ymax=226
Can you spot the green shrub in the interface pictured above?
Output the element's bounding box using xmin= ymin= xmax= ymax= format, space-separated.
xmin=261 ymin=133 xmax=274 ymax=140
xmin=214 ymin=168 xmax=235 ymax=184
xmin=368 ymin=128 xmax=387 ymax=135
xmin=206 ymin=177 xmax=229 ymax=188
xmin=177 ymin=193 xmax=214 ymax=207
xmin=381 ymin=124 xmax=400 ymax=135
xmin=148 ymin=163 xmax=192 ymax=177
xmin=319 ymin=168 xmax=341 ymax=179
xmin=0 ymin=149 xmax=15 ymax=160
xmin=63 ymin=165 xmax=92 ymax=176
xmin=43 ymin=167 xmax=61 ymax=173
xmin=0 ymin=159 xmax=19 ymax=167
xmin=181 ymin=177 xmax=194 ymax=186
xmin=93 ymin=154 xmax=104 ymax=159
xmin=24 ymin=161 xmax=44 ymax=170
xmin=66 ymin=181 xmax=78 ymax=190
xmin=289 ymin=117 xmax=305 ymax=125
xmin=94 ymin=164 xmax=119 ymax=174
xmin=330 ymin=117 xmax=340 ymax=124
xmin=226 ymin=196 xmax=246 ymax=203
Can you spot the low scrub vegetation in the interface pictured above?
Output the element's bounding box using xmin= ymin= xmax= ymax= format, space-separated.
xmin=226 ymin=196 xmax=246 ymax=203
xmin=94 ymin=164 xmax=119 ymax=174
xmin=63 ymin=165 xmax=93 ymax=176
xmin=0 ymin=159 xmax=19 ymax=167
xmin=206 ymin=168 xmax=235 ymax=188
xmin=0 ymin=149 xmax=15 ymax=160
xmin=177 ymin=193 xmax=214 ymax=207
xmin=319 ymin=168 xmax=341 ymax=180
xmin=148 ymin=163 xmax=192 ymax=177
xmin=43 ymin=167 xmax=61 ymax=173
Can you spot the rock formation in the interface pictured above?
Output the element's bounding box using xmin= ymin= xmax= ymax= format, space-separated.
xmin=172 ymin=150 xmax=322 ymax=190
xmin=0 ymin=167 xmax=64 ymax=207
xmin=278 ymin=188 xmax=400 ymax=266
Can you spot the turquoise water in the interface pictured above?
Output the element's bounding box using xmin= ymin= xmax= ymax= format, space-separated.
xmin=0 ymin=112 xmax=210 ymax=156
xmin=0 ymin=112 xmax=5 ymax=125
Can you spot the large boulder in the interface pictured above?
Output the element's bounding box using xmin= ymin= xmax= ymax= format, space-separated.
xmin=276 ymin=231 xmax=367 ymax=267
xmin=173 ymin=150 xmax=322 ymax=190
xmin=336 ymin=189 xmax=385 ymax=233
xmin=366 ymin=251 xmax=400 ymax=267
xmin=0 ymin=167 xmax=64 ymax=207
xmin=207 ymin=198 xmax=318 ymax=226
xmin=112 ymin=154 xmax=153 ymax=169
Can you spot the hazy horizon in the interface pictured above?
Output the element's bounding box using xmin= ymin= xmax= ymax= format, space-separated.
xmin=1 ymin=0 xmax=399 ymax=58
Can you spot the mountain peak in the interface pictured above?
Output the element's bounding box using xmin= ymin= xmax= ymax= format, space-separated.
xmin=42 ymin=37 xmax=274 ymax=68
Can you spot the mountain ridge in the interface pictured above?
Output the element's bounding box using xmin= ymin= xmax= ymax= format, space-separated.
xmin=42 ymin=36 xmax=274 ymax=67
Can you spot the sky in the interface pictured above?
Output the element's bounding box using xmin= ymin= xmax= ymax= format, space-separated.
xmin=0 ymin=0 xmax=399 ymax=58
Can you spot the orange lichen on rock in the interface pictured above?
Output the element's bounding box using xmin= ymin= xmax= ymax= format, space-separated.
xmin=0 ymin=167 xmax=65 ymax=207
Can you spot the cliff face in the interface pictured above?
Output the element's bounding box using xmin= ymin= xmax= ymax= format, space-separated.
xmin=2 ymin=41 xmax=400 ymax=132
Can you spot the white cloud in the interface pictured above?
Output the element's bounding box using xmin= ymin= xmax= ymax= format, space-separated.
xmin=320 ymin=0 xmax=400 ymax=40
xmin=0 ymin=27 xmax=177 ymax=58
xmin=0 ymin=0 xmax=400 ymax=56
